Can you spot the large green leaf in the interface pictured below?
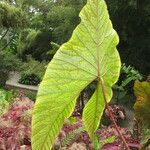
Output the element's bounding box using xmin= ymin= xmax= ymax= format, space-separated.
xmin=32 ymin=0 xmax=121 ymax=149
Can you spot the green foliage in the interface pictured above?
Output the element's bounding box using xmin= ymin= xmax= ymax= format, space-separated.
xmin=134 ymin=80 xmax=150 ymax=149
xmin=134 ymin=80 xmax=150 ymax=125
xmin=13 ymin=88 xmax=37 ymax=101
xmin=0 ymin=51 xmax=21 ymax=86
xmin=26 ymin=29 xmax=40 ymax=45
xmin=0 ymin=0 xmax=149 ymax=75
xmin=60 ymin=127 xmax=84 ymax=148
xmin=0 ymin=89 xmax=12 ymax=103
xmin=113 ymin=64 xmax=143 ymax=100
xmin=93 ymin=134 xmax=100 ymax=150
xmin=0 ymin=0 xmax=53 ymax=60
xmin=19 ymin=29 xmax=52 ymax=61
xmin=19 ymin=29 xmax=40 ymax=59
xmin=9 ymin=34 xmax=19 ymax=54
xmin=16 ymin=29 xmax=30 ymax=58
xmin=17 ymin=55 xmax=47 ymax=86
xmin=32 ymin=0 xmax=121 ymax=149
xmin=0 ymin=88 xmax=13 ymax=115
xmin=45 ymin=0 xmax=86 ymax=44
xmin=19 ymin=73 xmax=41 ymax=86
xmin=0 ymin=1 xmax=28 ymax=28
xmin=47 ymin=6 xmax=79 ymax=44
xmin=24 ymin=90 xmax=37 ymax=101
xmin=47 ymin=42 xmax=60 ymax=55
xmin=93 ymin=135 xmax=115 ymax=150
xmin=0 ymin=0 xmax=84 ymax=61
xmin=120 ymin=64 xmax=143 ymax=87
xmin=20 ymin=56 xmax=47 ymax=82
xmin=141 ymin=128 xmax=150 ymax=150
xmin=106 ymin=0 xmax=150 ymax=75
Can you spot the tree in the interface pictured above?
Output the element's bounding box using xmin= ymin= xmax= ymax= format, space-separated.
xmin=0 ymin=1 xmax=28 ymax=50
xmin=47 ymin=0 xmax=86 ymax=44
xmin=106 ymin=0 xmax=150 ymax=75
xmin=0 ymin=1 xmax=28 ymax=28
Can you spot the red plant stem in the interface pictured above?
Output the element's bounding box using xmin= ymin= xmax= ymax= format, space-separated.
xmin=99 ymin=78 xmax=130 ymax=150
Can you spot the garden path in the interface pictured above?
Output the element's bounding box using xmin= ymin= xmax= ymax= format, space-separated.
xmin=6 ymin=72 xmax=38 ymax=91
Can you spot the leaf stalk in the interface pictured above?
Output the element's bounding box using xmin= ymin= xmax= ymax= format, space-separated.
xmin=100 ymin=78 xmax=130 ymax=150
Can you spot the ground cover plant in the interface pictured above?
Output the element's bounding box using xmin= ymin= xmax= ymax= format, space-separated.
xmin=0 ymin=80 xmax=149 ymax=149
xmin=0 ymin=96 xmax=33 ymax=149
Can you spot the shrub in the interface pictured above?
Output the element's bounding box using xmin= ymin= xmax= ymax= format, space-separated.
xmin=0 ymin=88 xmax=13 ymax=116
xmin=0 ymin=1 xmax=28 ymax=28
xmin=106 ymin=0 xmax=150 ymax=75
xmin=19 ymin=56 xmax=47 ymax=85
xmin=0 ymin=51 xmax=21 ymax=87
xmin=19 ymin=73 xmax=41 ymax=86
xmin=112 ymin=64 xmax=143 ymax=102
xmin=19 ymin=29 xmax=52 ymax=61
xmin=22 ymin=90 xmax=37 ymax=101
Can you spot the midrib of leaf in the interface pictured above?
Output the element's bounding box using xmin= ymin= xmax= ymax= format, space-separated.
xmin=96 ymin=2 xmax=101 ymax=78
xmin=82 ymin=0 xmax=108 ymax=78
xmin=91 ymin=83 xmax=101 ymax=135
xmin=82 ymin=0 xmax=120 ymax=139
xmin=78 ymin=1 xmax=109 ymax=70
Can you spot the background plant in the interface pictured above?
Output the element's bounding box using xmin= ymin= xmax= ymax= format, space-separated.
xmin=0 ymin=0 xmax=149 ymax=74
xmin=19 ymin=56 xmax=48 ymax=85
xmin=19 ymin=74 xmax=41 ymax=86
xmin=0 ymin=51 xmax=21 ymax=87
xmin=0 ymin=97 xmax=33 ymax=149
xmin=106 ymin=0 xmax=150 ymax=75
xmin=0 ymin=88 xmax=13 ymax=116
xmin=133 ymin=79 xmax=150 ymax=149
xmin=113 ymin=63 xmax=143 ymax=101
xmin=134 ymin=80 xmax=150 ymax=126
xmin=47 ymin=42 xmax=60 ymax=56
